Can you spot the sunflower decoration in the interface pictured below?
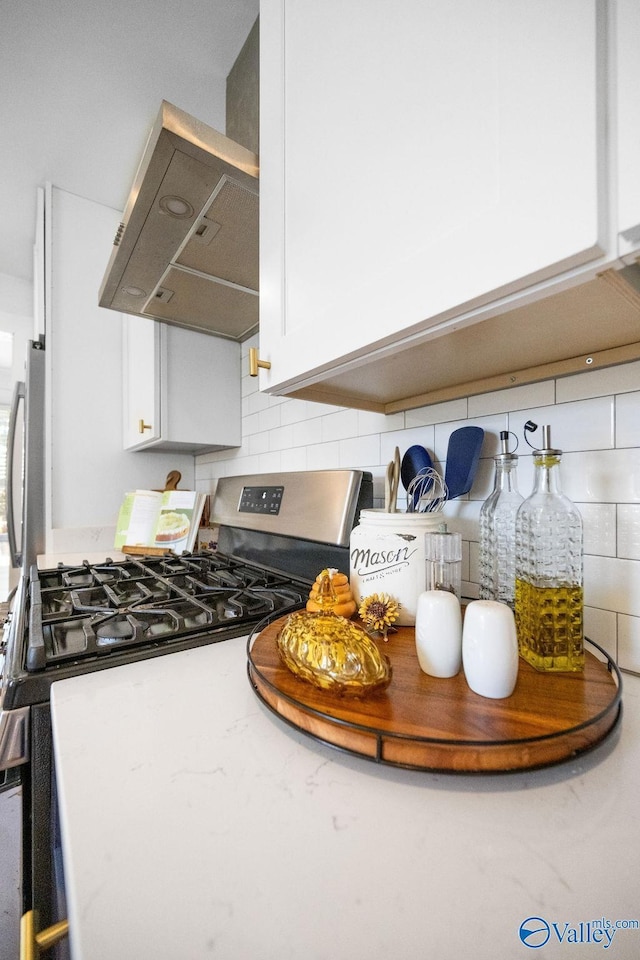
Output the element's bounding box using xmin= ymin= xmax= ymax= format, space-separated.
xmin=358 ymin=592 xmax=400 ymax=641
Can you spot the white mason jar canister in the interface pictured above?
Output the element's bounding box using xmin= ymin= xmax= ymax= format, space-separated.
xmin=415 ymin=590 xmax=462 ymax=678
xmin=462 ymin=600 xmax=519 ymax=699
xmin=349 ymin=510 xmax=443 ymax=625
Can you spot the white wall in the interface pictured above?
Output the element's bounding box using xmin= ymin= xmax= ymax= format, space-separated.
xmin=0 ymin=272 xmax=33 ymax=404
xmin=46 ymin=187 xmax=196 ymax=552
xmin=195 ymin=333 xmax=640 ymax=676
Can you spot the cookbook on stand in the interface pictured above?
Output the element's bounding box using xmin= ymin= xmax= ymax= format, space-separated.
xmin=115 ymin=489 xmax=207 ymax=555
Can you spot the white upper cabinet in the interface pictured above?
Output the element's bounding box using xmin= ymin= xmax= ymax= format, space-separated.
xmin=123 ymin=315 xmax=241 ymax=453
xmin=259 ymin=0 xmax=639 ymax=410
xmin=616 ymin=0 xmax=640 ymax=259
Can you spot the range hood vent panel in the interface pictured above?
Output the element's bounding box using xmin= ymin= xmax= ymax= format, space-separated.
xmin=99 ymin=101 xmax=259 ymax=340
xmin=146 ymin=266 xmax=258 ymax=339
xmin=176 ymin=177 xmax=258 ymax=290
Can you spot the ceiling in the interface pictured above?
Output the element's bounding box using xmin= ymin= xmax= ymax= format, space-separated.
xmin=0 ymin=0 xmax=259 ymax=284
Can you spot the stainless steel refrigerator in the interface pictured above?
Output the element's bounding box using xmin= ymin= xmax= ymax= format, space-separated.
xmin=1 ymin=336 xmax=45 ymax=960
xmin=6 ymin=336 xmax=45 ymax=574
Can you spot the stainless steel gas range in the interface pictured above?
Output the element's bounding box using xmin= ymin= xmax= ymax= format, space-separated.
xmin=0 ymin=469 xmax=372 ymax=956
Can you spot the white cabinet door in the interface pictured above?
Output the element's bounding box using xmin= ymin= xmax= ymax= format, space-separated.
xmin=123 ymin=316 xmax=241 ymax=453
xmin=123 ymin=316 xmax=161 ymax=449
xmin=260 ymin=0 xmax=607 ymax=393
xmin=616 ymin=0 xmax=640 ymax=259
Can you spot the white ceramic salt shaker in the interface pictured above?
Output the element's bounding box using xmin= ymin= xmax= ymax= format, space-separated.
xmin=415 ymin=590 xmax=462 ymax=678
xmin=462 ymin=599 xmax=519 ymax=699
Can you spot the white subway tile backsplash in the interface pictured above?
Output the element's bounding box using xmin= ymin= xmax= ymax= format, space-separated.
xmin=469 ymin=456 xmax=498 ymax=501
xmin=618 ymin=615 xmax=640 ymax=674
xmin=509 ymin=396 xmax=614 ymax=452
xmin=618 ymin=504 xmax=640 ymax=559
xmin=248 ymin=431 xmax=270 ymax=456
xmin=405 ymin=398 xmax=468 ymax=427
xmin=243 ymin=411 xmax=260 ymax=437
xmin=280 ymin=399 xmax=316 ymax=426
xmin=257 ymin=451 xmax=283 ymax=473
xmin=195 ymin=448 xmax=231 ymax=467
xmin=307 ymin=442 xmax=341 ymax=470
xmin=557 ymin=360 xmax=640 ymax=403
xmin=196 ymin=358 xmax=640 ymax=674
xmin=584 ymin=555 xmax=640 ymax=618
xmin=440 ymin=499 xmax=481 ymax=542
xmin=358 ymin=409 xmax=405 ymax=435
xmin=562 ymin=449 xmax=640 ymax=503
xmin=221 ymin=453 xmax=260 ymax=476
xmin=258 ymin=405 xmax=282 ymax=433
xmin=241 ymin=372 xmax=255 ymax=399
xmin=292 ymin=418 xmax=319 ymax=448
xmin=306 ymin=399 xmax=346 ymax=418
xmin=469 ymin=379 xmax=555 ymax=417
xmin=580 ymin=503 xmax=616 ymax=557
xmin=246 ymin=386 xmax=272 ymax=415
xmin=267 ymin=391 xmax=288 ymax=409
xmin=321 ymin=408 xmax=360 ymax=443
xmin=512 ymin=453 xmax=536 ymax=497
xmin=268 ymin=424 xmax=294 ymax=452
xmin=369 ymin=468 xmax=388 ymax=508
xmin=583 ymin=606 xmax=617 ymax=662
xmin=338 ymin=434 xmax=380 ymax=469
xmin=615 ymin=391 xmax=640 ymax=448
xmin=382 ymin=425 xmax=436 ymax=462
xmin=462 ymin=580 xmax=480 ymax=601
xmin=280 ymin=446 xmax=308 ymax=472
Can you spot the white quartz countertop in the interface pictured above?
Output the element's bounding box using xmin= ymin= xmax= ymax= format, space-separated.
xmin=51 ymin=637 xmax=640 ymax=960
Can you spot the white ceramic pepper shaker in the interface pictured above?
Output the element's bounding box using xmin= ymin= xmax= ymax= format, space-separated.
xmin=415 ymin=590 xmax=462 ymax=678
xmin=462 ymin=600 xmax=519 ymax=699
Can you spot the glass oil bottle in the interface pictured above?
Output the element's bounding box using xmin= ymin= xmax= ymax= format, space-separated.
xmin=514 ymin=425 xmax=584 ymax=672
xmin=479 ymin=430 xmax=523 ymax=607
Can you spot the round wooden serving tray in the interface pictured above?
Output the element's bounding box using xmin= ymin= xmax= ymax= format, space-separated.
xmin=247 ymin=617 xmax=622 ymax=773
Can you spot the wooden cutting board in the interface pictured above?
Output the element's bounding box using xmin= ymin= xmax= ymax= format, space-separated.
xmin=247 ymin=617 xmax=622 ymax=773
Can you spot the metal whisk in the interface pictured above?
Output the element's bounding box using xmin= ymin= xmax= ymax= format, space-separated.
xmin=406 ymin=467 xmax=448 ymax=513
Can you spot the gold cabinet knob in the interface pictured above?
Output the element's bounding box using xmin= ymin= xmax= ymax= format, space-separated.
xmin=21 ymin=910 xmax=69 ymax=959
xmin=138 ymin=419 xmax=153 ymax=434
xmin=249 ymin=347 xmax=271 ymax=377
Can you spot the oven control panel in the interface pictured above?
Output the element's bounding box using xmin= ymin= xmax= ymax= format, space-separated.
xmin=239 ymin=485 xmax=284 ymax=515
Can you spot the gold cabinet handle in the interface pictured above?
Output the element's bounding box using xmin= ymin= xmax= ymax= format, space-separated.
xmin=21 ymin=910 xmax=69 ymax=960
xmin=138 ymin=419 xmax=153 ymax=434
xmin=249 ymin=347 xmax=271 ymax=377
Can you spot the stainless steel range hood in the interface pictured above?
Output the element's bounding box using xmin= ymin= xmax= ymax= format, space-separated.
xmin=99 ymin=100 xmax=259 ymax=339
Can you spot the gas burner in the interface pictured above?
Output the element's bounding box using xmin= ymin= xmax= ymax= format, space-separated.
xmin=35 ymin=571 xmax=309 ymax=665
xmin=5 ymin=470 xmax=369 ymax=710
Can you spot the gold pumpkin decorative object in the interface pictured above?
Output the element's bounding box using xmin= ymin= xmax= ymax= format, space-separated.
xmin=276 ymin=569 xmax=391 ymax=697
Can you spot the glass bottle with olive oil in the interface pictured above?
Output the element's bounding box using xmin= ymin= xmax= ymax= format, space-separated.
xmin=514 ymin=425 xmax=584 ymax=672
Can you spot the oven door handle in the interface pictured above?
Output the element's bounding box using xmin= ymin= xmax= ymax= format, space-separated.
xmin=20 ymin=910 xmax=69 ymax=959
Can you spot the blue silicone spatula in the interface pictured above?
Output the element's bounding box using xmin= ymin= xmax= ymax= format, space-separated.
xmin=443 ymin=426 xmax=485 ymax=499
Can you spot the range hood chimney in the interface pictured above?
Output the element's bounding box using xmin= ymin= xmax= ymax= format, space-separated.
xmin=99 ymin=22 xmax=259 ymax=340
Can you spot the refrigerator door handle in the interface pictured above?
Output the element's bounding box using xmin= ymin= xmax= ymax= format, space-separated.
xmin=6 ymin=379 xmax=25 ymax=569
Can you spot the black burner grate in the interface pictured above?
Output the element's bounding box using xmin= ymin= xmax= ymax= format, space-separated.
xmin=25 ymin=552 xmax=310 ymax=672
